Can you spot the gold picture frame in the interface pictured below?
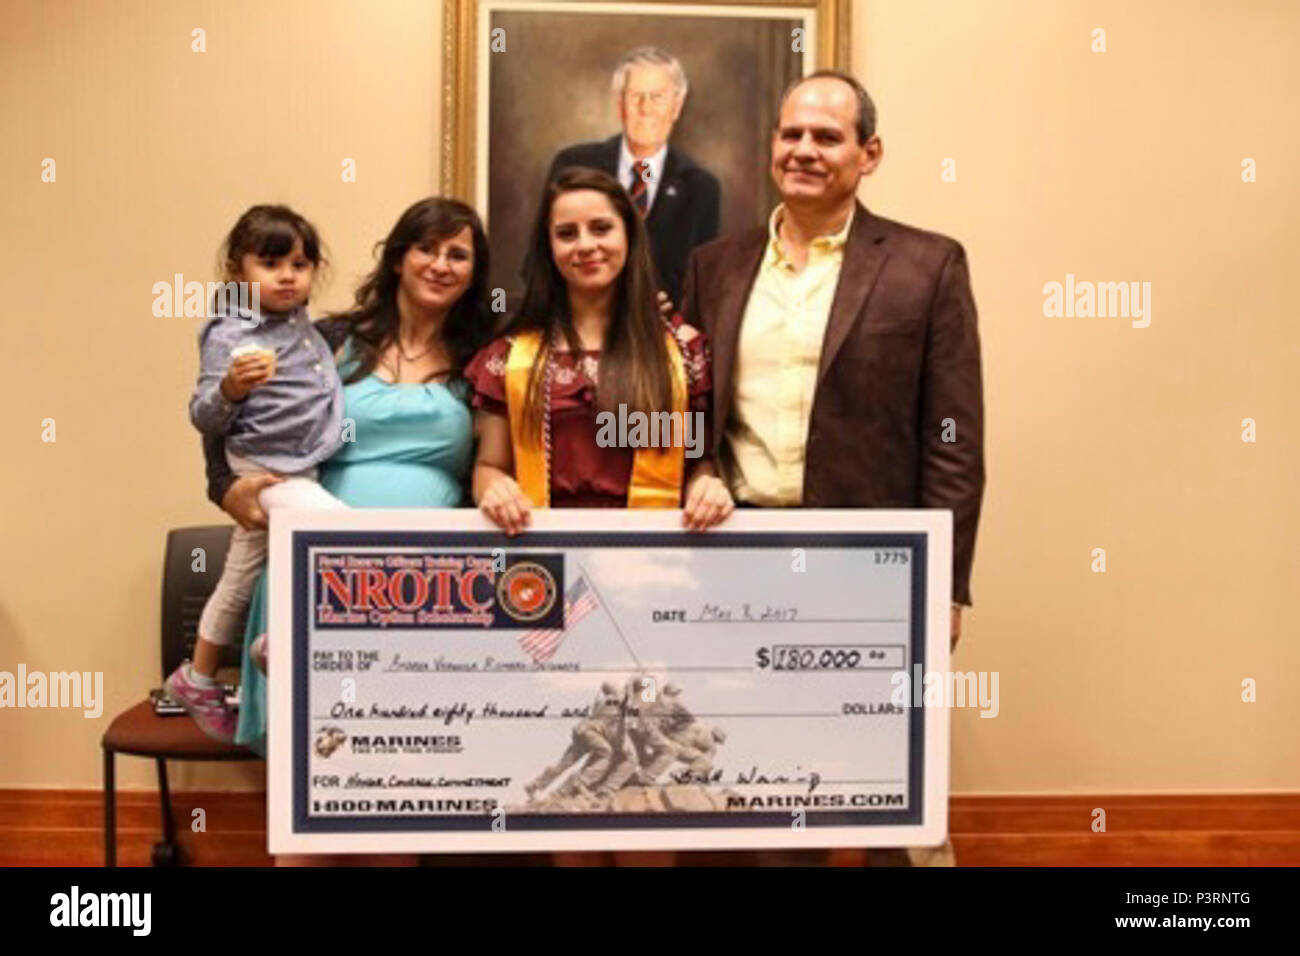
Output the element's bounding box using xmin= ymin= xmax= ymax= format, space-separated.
xmin=439 ymin=0 xmax=852 ymax=200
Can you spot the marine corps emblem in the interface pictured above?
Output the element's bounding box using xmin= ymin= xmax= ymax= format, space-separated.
xmin=497 ymin=561 xmax=558 ymax=623
xmin=314 ymin=726 xmax=347 ymax=758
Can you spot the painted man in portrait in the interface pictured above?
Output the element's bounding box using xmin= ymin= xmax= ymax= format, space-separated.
xmin=544 ymin=46 xmax=721 ymax=306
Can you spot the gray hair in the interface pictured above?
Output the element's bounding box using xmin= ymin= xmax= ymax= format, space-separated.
xmin=779 ymin=69 xmax=877 ymax=143
xmin=611 ymin=46 xmax=688 ymax=100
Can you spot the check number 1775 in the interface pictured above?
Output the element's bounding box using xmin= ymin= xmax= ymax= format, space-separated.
xmin=873 ymin=550 xmax=910 ymax=564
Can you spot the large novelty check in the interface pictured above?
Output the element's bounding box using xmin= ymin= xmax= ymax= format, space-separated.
xmin=268 ymin=510 xmax=951 ymax=853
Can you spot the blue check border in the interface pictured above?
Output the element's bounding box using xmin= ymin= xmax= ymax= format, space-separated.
xmin=292 ymin=529 xmax=928 ymax=834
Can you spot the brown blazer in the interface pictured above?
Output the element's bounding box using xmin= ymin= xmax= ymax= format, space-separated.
xmin=682 ymin=202 xmax=985 ymax=605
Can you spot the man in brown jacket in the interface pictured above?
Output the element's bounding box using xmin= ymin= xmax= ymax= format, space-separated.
xmin=682 ymin=70 xmax=985 ymax=866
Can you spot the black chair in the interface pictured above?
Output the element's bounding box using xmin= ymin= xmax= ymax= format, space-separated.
xmin=101 ymin=526 xmax=260 ymax=866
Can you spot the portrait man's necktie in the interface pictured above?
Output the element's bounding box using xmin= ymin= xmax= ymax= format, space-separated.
xmin=629 ymin=160 xmax=651 ymax=215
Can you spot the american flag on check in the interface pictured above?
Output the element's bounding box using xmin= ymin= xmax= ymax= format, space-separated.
xmin=518 ymin=573 xmax=599 ymax=663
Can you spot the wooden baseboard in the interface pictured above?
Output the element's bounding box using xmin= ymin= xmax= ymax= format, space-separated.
xmin=3 ymin=789 xmax=1298 ymax=866
xmin=950 ymin=793 xmax=1300 ymax=866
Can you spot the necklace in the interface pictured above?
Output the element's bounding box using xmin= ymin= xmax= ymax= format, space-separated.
xmin=396 ymin=337 xmax=436 ymax=362
xmin=389 ymin=327 xmax=441 ymax=383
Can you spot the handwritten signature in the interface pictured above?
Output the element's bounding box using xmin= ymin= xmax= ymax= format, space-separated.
xmin=670 ymin=765 xmax=822 ymax=794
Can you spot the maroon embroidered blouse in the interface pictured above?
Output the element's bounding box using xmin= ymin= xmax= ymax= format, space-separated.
xmin=465 ymin=332 xmax=713 ymax=508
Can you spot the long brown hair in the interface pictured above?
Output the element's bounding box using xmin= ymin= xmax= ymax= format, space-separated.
xmin=505 ymin=166 xmax=673 ymax=443
xmin=338 ymin=198 xmax=493 ymax=386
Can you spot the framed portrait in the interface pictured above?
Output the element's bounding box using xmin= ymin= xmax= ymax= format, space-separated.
xmin=441 ymin=0 xmax=851 ymax=303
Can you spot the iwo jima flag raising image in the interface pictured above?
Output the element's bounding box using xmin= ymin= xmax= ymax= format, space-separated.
xmin=268 ymin=509 xmax=951 ymax=854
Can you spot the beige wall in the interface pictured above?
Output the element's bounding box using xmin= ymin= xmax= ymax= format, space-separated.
xmin=2 ymin=0 xmax=1296 ymax=792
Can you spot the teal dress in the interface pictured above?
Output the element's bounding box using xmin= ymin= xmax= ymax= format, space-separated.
xmin=235 ymin=345 xmax=473 ymax=753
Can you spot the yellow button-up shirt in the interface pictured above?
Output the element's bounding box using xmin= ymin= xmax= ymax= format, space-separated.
xmin=723 ymin=204 xmax=854 ymax=505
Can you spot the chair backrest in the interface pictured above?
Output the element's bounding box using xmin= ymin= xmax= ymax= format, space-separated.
xmin=160 ymin=526 xmax=247 ymax=680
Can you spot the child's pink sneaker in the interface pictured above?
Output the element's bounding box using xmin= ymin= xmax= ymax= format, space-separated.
xmin=165 ymin=664 xmax=236 ymax=743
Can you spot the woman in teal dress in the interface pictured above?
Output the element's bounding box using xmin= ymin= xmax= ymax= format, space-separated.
xmin=203 ymin=198 xmax=494 ymax=763
xmin=233 ymin=345 xmax=475 ymax=752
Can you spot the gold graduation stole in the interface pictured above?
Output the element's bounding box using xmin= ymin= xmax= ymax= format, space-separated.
xmin=504 ymin=330 xmax=689 ymax=509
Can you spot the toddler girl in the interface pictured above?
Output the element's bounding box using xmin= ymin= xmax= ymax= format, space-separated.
xmin=167 ymin=205 xmax=346 ymax=741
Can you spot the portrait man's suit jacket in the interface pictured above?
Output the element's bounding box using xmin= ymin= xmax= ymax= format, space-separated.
xmin=682 ymin=202 xmax=986 ymax=605
xmin=546 ymin=135 xmax=720 ymax=306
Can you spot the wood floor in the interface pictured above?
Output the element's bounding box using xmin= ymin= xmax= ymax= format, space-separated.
xmin=3 ymin=789 xmax=1297 ymax=866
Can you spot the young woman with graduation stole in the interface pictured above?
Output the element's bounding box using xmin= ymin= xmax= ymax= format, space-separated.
xmin=465 ymin=166 xmax=734 ymax=865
